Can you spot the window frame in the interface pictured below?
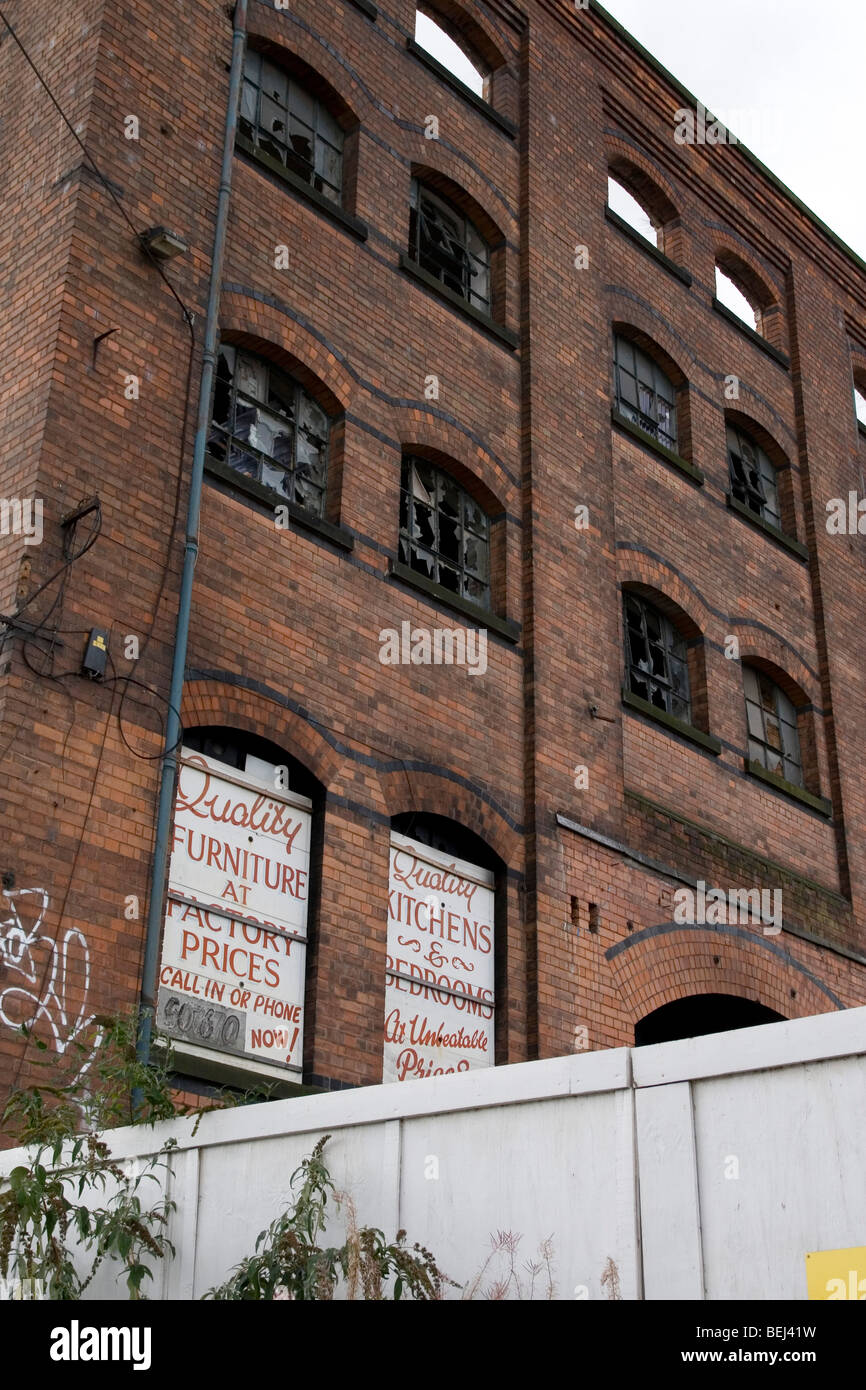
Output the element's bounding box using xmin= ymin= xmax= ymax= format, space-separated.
xmin=239 ymin=48 xmax=345 ymax=206
xmin=623 ymin=592 xmax=691 ymax=724
xmin=743 ymin=666 xmax=804 ymax=789
xmin=207 ymin=345 xmax=331 ymax=519
xmin=614 ymin=336 xmax=678 ymax=452
xmin=399 ymin=454 xmax=492 ymax=611
xmin=727 ymin=424 xmax=782 ymax=530
xmin=408 ymin=179 xmax=492 ymax=316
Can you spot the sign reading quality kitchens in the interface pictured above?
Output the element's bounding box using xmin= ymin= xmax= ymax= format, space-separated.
xmin=157 ymin=749 xmax=312 ymax=1076
xmin=385 ymin=831 xmax=495 ymax=1082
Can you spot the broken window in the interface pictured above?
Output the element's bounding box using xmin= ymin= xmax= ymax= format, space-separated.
xmin=727 ymin=424 xmax=781 ymax=530
xmin=743 ymin=666 xmax=803 ymax=787
xmin=408 ymin=181 xmax=491 ymax=314
xmin=399 ymin=456 xmax=490 ymax=608
xmin=614 ymin=336 xmax=677 ymax=451
xmin=239 ymin=49 xmax=343 ymax=204
xmin=624 ymin=593 xmax=690 ymax=722
xmin=208 ymin=346 xmax=329 ymax=516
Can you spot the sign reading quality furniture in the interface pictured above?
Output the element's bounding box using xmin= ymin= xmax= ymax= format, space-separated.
xmin=157 ymin=749 xmax=312 ymax=1074
xmin=384 ymin=831 xmax=495 ymax=1082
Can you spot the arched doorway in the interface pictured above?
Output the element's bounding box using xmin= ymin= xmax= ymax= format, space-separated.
xmin=634 ymin=993 xmax=785 ymax=1046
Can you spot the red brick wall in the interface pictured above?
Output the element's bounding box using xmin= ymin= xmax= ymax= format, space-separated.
xmin=1 ymin=0 xmax=865 ymax=1120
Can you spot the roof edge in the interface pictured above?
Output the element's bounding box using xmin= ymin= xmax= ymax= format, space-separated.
xmin=589 ymin=0 xmax=866 ymax=280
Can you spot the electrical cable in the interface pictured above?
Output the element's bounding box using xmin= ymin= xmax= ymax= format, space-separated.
xmin=0 ymin=8 xmax=202 ymax=1084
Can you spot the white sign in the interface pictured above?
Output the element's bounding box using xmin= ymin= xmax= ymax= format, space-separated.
xmin=384 ymin=831 xmax=495 ymax=1083
xmin=157 ymin=750 xmax=312 ymax=1073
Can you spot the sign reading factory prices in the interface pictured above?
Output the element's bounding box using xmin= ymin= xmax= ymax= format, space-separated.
xmin=157 ymin=749 xmax=312 ymax=1074
xmin=384 ymin=832 xmax=495 ymax=1083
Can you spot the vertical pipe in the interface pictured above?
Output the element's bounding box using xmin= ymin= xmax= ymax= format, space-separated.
xmin=137 ymin=0 xmax=248 ymax=1071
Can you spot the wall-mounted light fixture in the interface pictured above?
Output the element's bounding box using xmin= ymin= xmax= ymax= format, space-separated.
xmin=139 ymin=226 xmax=189 ymax=260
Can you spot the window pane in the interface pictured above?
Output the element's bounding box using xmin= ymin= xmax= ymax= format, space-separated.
xmin=261 ymin=61 xmax=288 ymax=106
xmin=236 ymin=354 xmax=266 ymax=402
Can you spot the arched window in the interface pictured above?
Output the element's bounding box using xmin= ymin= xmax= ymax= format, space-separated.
xmin=614 ymin=335 xmax=677 ymax=451
xmin=239 ymin=48 xmax=344 ymax=204
xmin=727 ymin=423 xmax=781 ymax=529
xmin=743 ymin=667 xmax=803 ymax=787
xmin=158 ymin=727 xmax=319 ymax=1084
xmin=408 ymin=179 xmax=491 ymax=313
xmin=208 ymin=346 xmax=330 ymax=516
xmin=715 ymin=265 xmax=757 ymax=330
xmin=624 ymin=592 xmax=690 ymax=722
xmin=399 ymin=454 xmax=490 ymax=608
xmin=855 ymin=380 xmax=866 ymax=429
xmin=607 ymin=175 xmax=658 ymax=246
xmin=386 ymin=812 xmax=499 ymax=1083
xmin=414 ymin=9 xmax=486 ymax=96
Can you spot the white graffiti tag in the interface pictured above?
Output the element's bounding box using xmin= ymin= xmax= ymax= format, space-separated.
xmin=0 ymin=888 xmax=93 ymax=1054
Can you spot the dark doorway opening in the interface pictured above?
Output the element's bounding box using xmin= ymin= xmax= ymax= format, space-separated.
xmin=634 ymin=993 xmax=786 ymax=1046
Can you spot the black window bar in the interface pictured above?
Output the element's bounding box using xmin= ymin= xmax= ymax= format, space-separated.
xmin=208 ymin=346 xmax=330 ymax=517
xmin=409 ymin=182 xmax=491 ymax=314
xmin=399 ymin=455 xmax=491 ymax=609
xmin=624 ymin=592 xmax=691 ymax=722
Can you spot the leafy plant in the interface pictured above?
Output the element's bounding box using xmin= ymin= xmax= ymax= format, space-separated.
xmin=0 ymin=1014 xmax=188 ymax=1300
xmin=205 ymin=1135 xmax=454 ymax=1301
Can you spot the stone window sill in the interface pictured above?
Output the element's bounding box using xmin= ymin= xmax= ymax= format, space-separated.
xmin=726 ymin=492 xmax=808 ymax=560
xmin=406 ymin=40 xmax=517 ymax=139
xmin=604 ymin=207 xmax=693 ymax=287
xmin=611 ymin=408 xmax=703 ymax=484
xmin=204 ymin=456 xmax=354 ymax=551
xmin=389 ymin=559 xmax=519 ymax=642
xmin=236 ymin=134 xmax=368 ymax=242
xmin=622 ymin=688 xmax=721 ymax=754
xmin=745 ymin=759 xmax=831 ymax=817
xmin=711 ymin=298 xmax=790 ymax=369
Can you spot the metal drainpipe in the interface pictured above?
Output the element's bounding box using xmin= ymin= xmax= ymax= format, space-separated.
xmin=136 ymin=0 xmax=248 ymax=1071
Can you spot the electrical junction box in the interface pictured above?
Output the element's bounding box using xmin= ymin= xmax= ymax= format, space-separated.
xmin=82 ymin=628 xmax=109 ymax=679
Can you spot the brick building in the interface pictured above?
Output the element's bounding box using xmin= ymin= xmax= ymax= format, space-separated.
xmin=2 ymin=0 xmax=865 ymax=1106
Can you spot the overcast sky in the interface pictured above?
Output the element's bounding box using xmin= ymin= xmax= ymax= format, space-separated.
xmin=599 ymin=0 xmax=866 ymax=260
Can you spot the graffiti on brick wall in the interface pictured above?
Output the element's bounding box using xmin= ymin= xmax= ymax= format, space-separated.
xmin=0 ymin=887 xmax=95 ymax=1063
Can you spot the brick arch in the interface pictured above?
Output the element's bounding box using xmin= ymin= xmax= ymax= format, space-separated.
xmin=618 ymin=559 xmax=713 ymax=641
xmin=723 ymin=407 xmax=791 ymax=473
xmin=220 ymin=289 xmax=356 ymax=413
xmin=378 ymin=764 xmax=521 ymax=869
xmin=182 ymin=679 xmax=348 ymax=794
xmin=394 ymin=407 xmax=516 ymax=513
xmin=714 ymin=238 xmax=788 ymax=353
xmin=410 ymin=160 xmax=512 ymax=246
xmin=611 ymin=317 xmax=690 ymax=389
xmin=607 ymin=140 xmax=680 ymax=228
xmin=735 ymin=640 xmax=820 ymax=711
xmin=605 ymin=923 xmax=842 ymax=1035
xmin=714 ymin=238 xmax=782 ymax=312
xmin=246 ymin=10 xmax=378 ymax=130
